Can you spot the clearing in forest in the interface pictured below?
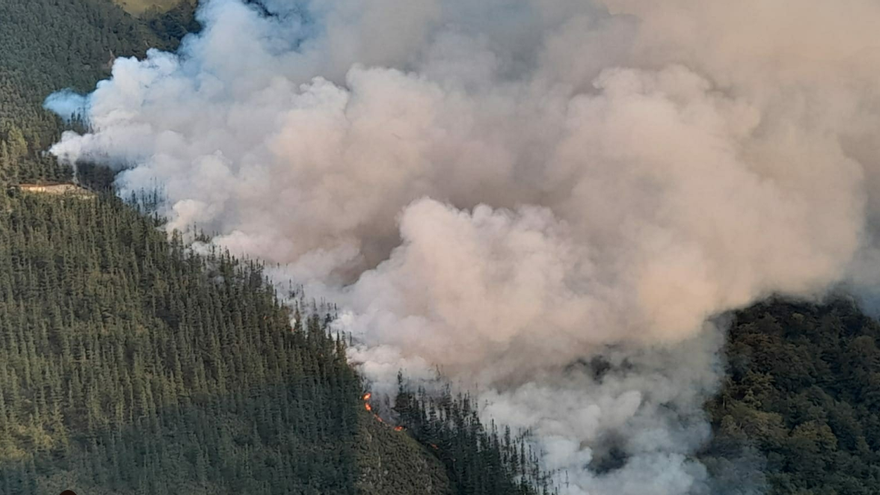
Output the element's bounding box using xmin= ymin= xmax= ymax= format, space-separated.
xmin=113 ymin=0 xmax=188 ymax=15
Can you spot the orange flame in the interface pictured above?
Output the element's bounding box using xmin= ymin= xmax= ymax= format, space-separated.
xmin=394 ymin=426 xmax=404 ymax=432
xmin=362 ymin=393 xmax=387 ymax=424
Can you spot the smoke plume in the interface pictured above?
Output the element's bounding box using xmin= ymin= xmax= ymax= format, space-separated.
xmin=46 ymin=0 xmax=880 ymax=493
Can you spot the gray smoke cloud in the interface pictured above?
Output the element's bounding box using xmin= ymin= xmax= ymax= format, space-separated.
xmin=46 ymin=0 xmax=880 ymax=493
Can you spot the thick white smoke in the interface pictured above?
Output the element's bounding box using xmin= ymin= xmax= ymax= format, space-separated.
xmin=46 ymin=0 xmax=880 ymax=493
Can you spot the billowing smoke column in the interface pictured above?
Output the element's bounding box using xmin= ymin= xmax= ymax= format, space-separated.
xmin=46 ymin=0 xmax=880 ymax=493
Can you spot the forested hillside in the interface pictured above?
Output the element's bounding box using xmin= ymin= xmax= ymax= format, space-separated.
xmin=705 ymin=300 xmax=880 ymax=495
xmin=0 ymin=1 xmax=548 ymax=494
xmin=0 ymin=0 xmax=197 ymax=182
xmin=394 ymin=379 xmax=555 ymax=495
xmin=0 ymin=191 xmax=540 ymax=495
xmin=0 ymin=193 xmax=366 ymax=494
xmin=5 ymin=1 xmax=880 ymax=494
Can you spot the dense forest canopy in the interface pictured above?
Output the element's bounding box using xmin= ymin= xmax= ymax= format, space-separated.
xmin=0 ymin=0 xmax=197 ymax=182
xmin=0 ymin=193 xmax=365 ymax=494
xmin=703 ymin=300 xmax=880 ymax=495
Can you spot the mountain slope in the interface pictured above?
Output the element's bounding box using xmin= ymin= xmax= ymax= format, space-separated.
xmin=0 ymin=1 xmax=536 ymax=494
xmin=6 ymin=1 xmax=880 ymax=494
xmin=0 ymin=193 xmax=363 ymax=494
xmin=356 ymin=411 xmax=452 ymax=494
xmin=704 ymin=299 xmax=880 ymax=495
xmin=0 ymin=0 xmax=196 ymax=183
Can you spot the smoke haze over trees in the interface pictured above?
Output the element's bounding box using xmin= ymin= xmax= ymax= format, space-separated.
xmin=0 ymin=1 xmax=557 ymax=493
xmin=2 ymin=0 xmax=880 ymax=493
xmin=45 ymin=0 xmax=880 ymax=493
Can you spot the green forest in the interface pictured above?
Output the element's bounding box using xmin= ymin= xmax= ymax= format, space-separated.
xmin=703 ymin=300 xmax=880 ymax=495
xmin=0 ymin=0 xmax=197 ymax=183
xmin=2 ymin=1 xmax=880 ymax=494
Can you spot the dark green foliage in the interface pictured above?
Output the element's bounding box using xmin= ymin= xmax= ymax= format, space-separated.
xmin=704 ymin=299 xmax=880 ymax=495
xmin=395 ymin=374 xmax=557 ymax=495
xmin=355 ymin=408 xmax=452 ymax=494
xmin=75 ymin=162 xmax=118 ymax=192
xmin=0 ymin=192 xmax=547 ymax=495
xmin=0 ymin=0 xmax=197 ymax=183
xmin=142 ymin=1 xmax=201 ymax=45
xmin=0 ymin=193 xmax=363 ymax=494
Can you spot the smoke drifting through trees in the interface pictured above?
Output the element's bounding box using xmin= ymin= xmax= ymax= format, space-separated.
xmin=46 ymin=0 xmax=880 ymax=493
